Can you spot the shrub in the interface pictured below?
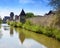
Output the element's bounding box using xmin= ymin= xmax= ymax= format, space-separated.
xmin=31 ymin=25 xmax=40 ymax=32
xmin=16 ymin=22 xmax=22 ymax=27
xmin=7 ymin=20 xmax=10 ymax=25
xmin=53 ymin=29 xmax=60 ymax=41
xmin=45 ymin=27 xmax=53 ymax=37
xmin=10 ymin=21 xmax=14 ymax=26
xmin=23 ymin=20 xmax=32 ymax=30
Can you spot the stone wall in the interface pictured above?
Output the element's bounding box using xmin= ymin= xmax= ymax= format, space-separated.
xmin=27 ymin=14 xmax=56 ymax=27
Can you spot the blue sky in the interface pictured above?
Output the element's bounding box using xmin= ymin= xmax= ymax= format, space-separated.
xmin=0 ymin=0 xmax=52 ymax=19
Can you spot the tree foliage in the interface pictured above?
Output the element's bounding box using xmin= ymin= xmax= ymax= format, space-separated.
xmin=26 ymin=13 xmax=34 ymax=18
xmin=49 ymin=0 xmax=60 ymax=26
xmin=49 ymin=0 xmax=60 ymax=10
xmin=0 ymin=17 xmax=2 ymax=24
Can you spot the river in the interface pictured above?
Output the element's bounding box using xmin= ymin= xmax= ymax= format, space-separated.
xmin=0 ymin=24 xmax=60 ymax=48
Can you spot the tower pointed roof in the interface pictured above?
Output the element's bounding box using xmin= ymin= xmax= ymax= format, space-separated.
xmin=19 ymin=9 xmax=26 ymax=16
xmin=19 ymin=32 xmax=25 ymax=44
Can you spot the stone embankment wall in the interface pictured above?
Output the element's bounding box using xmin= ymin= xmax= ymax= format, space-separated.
xmin=27 ymin=14 xmax=56 ymax=27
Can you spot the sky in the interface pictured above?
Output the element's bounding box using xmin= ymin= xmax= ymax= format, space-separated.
xmin=0 ymin=0 xmax=52 ymax=19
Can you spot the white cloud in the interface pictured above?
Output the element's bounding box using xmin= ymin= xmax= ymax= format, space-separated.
xmin=0 ymin=9 xmax=10 ymax=19
xmin=0 ymin=7 xmax=21 ymax=19
xmin=19 ymin=0 xmax=35 ymax=4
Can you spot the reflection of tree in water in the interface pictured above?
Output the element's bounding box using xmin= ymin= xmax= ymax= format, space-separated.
xmin=14 ymin=28 xmax=18 ymax=33
xmin=0 ymin=25 xmax=1 ymax=29
xmin=10 ymin=26 xmax=13 ymax=36
xmin=0 ymin=32 xmax=2 ymax=38
xmin=0 ymin=25 xmax=2 ymax=39
xmin=19 ymin=31 xmax=25 ymax=44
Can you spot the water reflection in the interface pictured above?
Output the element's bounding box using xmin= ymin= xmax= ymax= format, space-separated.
xmin=15 ymin=28 xmax=60 ymax=48
xmin=0 ymin=24 xmax=60 ymax=48
xmin=0 ymin=32 xmax=2 ymax=38
xmin=0 ymin=24 xmax=1 ymax=29
xmin=15 ymin=28 xmax=25 ymax=44
xmin=3 ymin=26 xmax=9 ymax=30
xmin=19 ymin=32 xmax=25 ymax=44
xmin=0 ymin=25 xmax=2 ymax=39
xmin=10 ymin=26 xmax=14 ymax=36
xmin=15 ymin=28 xmax=47 ymax=48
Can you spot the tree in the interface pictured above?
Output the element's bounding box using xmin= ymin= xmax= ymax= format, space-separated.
xmin=49 ymin=0 xmax=60 ymax=10
xmin=26 ymin=13 xmax=34 ymax=18
xmin=49 ymin=0 xmax=60 ymax=26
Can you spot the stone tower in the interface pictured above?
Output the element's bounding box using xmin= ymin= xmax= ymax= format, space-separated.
xmin=10 ymin=12 xmax=14 ymax=20
xmin=19 ymin=9 xmax=26 ymax=23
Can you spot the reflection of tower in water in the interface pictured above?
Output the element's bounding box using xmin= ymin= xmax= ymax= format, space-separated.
xmin=10 ymin=27 xmax=13 ymax=36
xmin=19 ymin=31 xmax=25 ymax=44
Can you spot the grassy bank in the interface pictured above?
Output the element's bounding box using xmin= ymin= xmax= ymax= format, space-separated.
xmin=7 ymin=21 xmax=60 ymax=41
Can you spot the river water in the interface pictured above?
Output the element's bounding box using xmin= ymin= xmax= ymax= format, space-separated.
xmin=0 ymin=24 xmax=60 ymax=48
